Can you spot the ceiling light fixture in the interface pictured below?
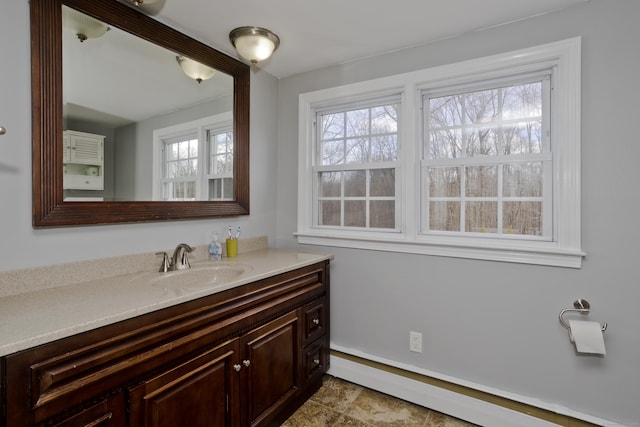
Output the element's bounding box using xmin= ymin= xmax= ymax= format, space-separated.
xmin=62 ymin=7 xmax=109 ymax=42
xmin=229 ymin=26 xmax=280 ymax=65
xmin=176 ymin=56 xmax=216 ymax=84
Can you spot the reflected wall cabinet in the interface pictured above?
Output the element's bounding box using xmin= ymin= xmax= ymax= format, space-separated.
xmin=63 ymin=130 xmax=105 ymax=190
xmin=1 ymin=261 xmax=330 ymax=427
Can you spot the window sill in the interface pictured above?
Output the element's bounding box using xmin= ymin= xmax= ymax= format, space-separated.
xmin=295 ymin=231 xmax=585 ymax=268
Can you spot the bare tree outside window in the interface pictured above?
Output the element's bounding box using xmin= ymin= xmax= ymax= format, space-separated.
xmin=316 ymin=101 xmax=399 ymax=229
xmin=424 ymin=80 xmax=548 ymax=237
xmin=208 ymin=129 xmax=234 ymax=200
xmin=162 ymin=137 xmax=198 ymax=200
xmin=300 ymin=41 xmax=581 ymax=266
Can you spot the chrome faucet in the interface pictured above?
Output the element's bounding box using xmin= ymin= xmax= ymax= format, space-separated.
xmin=156 ymin=243 xmax=195 ymax=272
xmin=171 ymin=243 xmax=195 ymax=270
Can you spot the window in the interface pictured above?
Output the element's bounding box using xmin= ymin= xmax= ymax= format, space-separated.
xmin=207 ymin=127 xmax=234 ymax=200
xmin=153 ymin=113 xmax=233 ymax=201
xmin=297 ymin=38 xmax=584 ymax=268
xmin=422 ymin=75 xmax=551 ymax=240
xmin=316 ymin=98 xmax=400 ymax=230
xmin=161 ymin=133 xmax=199 ymax=200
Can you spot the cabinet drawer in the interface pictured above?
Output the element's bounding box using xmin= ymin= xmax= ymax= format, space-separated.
xmin=63 ymin=173 xmax=103 ymax=190
xmin=302 ymin=338 xmax=328 ymax=383
xmin=302 ymin=298 xmax=326 ymax=346
xmin=52 ymin=393 xmax=126 ymax=427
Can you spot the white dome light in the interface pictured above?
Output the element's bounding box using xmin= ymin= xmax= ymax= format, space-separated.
xmin=229 ymin=27 xmax=280 ymax=65
xmin=176 ymin=56 xmax=216 ymax=84
xmin=62 ymin=7 xmax=109 ymax=42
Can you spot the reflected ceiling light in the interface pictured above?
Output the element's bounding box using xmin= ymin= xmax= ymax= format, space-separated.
xmin=127 ymin=0 xmax=159 ymax=6
xmin=176 ymin=56 xmax=216 ymax=84
xmin=62 ymin=7 xmax=109 ymax=42
xmin=229 ymin=26 xmax=280 ymax=64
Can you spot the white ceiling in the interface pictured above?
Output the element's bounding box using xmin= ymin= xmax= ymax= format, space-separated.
xmin=63 ymin=16 xmax=233 ymax=126
xmin=65 ymin=0 xmax=591 ymax=127
xmin=143 ymin=0 xmax=590 ymax=79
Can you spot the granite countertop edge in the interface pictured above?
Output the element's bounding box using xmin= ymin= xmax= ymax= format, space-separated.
xmin=0 ymin=245 xmax=332 ymax=357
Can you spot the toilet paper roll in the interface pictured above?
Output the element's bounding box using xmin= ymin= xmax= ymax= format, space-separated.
xmin=568 ymin=320 xmax=606 ymax=355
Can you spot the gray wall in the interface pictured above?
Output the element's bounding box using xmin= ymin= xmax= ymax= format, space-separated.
xmin=276 ymin=1 xmax=639 ymax=425
xmin=0 ymin=1 xmax=279 ymax=269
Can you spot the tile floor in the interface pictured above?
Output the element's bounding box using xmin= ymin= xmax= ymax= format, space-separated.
xmin=281 ymin=376 xmax=479 ymax=427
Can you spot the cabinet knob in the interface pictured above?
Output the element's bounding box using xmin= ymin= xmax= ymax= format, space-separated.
xmin=233 ymin=364 xmax=242 ymax=372
xmin=312 ymin=318 xmax=320 ymax=325
xmin=313 ymin=359 xmax=321 ymax=365
xmin=243 ymin=359 xmax=251 ymax=367
xmin=0 ymin=126 xmax=6 ymax=135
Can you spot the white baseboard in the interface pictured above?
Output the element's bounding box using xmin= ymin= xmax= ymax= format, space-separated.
xmin=328 ymin=354 xmax=558 ymax=427
xmin=328 ymin=346 xmax=623 ymax=426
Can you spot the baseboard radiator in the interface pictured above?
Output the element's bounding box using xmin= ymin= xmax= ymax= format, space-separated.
xmin=329 ymin=348 xmax=616 ymax=427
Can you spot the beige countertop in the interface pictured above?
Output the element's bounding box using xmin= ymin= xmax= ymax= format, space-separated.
xmin=0 ymin=246 xmax=332 ymax=357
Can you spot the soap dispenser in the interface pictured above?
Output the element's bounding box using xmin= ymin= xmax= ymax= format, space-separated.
xmin=208 ymin=233 xmax=222 ymax=260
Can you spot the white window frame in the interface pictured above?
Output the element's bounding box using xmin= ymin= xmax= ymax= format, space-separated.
xmin=152 ymin=112 xmax=232 ymax=201
xmin=421 ymin=72 xmax=552 ymax=239
xmin=297 ymin=38 xmax=584 ymax=268
xmin=314 ymin=95 xmax=402 ymax=232
xmin=206 ymin=125 xmax=235 ymax=201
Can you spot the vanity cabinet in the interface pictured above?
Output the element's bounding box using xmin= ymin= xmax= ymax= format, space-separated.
xmin=128 ymin=311 xmax=302 ymax=427
xmin=1 ymin=260 xmax=330 ymax=427
xmin=63 ymin=130 xmax=104 ymax=191
xmin=129 ymin=339 xmax=239 ymax=427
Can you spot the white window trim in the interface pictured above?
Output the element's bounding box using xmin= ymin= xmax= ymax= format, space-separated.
xmin=297 ymin=38 xmax=584 ymax=268
xmin=152 ymin=112 xmax=232 ymax=201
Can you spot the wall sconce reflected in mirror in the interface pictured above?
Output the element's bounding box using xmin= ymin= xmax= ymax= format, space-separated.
xmin=229 ymin=26 xmax=280 ymax=64
xmin=62 ymin=7 xmax=110 ymax=42
xmin=176 ymin=56 xmax=216 ymax=83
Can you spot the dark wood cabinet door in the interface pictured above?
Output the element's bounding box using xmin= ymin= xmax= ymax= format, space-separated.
xmin=129 ymin=339 xmax=240 ymax=427
xmin=241 ymin=311 xmax=301 ymax=427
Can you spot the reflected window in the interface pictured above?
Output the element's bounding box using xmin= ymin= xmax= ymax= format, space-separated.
xmin=161 ymin=134 xmax=198 ymax=200
xmin=207 ymin=128 xmax=234 ymax=200
xmin=153 ymin=113 xmax=233 ymax=201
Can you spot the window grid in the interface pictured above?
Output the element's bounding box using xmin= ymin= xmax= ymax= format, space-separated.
xmin=297 ymin=39 xmax=582 ymax=267
xmin=162 ymin=135 xmax=199 ymax=200
xmin=422 ymin=75 xmax=551 ymax=240
xmin=207 ymin=129 xmax=234 ymax=201
xmin=314 ymin=100 xmax=400 ymax=231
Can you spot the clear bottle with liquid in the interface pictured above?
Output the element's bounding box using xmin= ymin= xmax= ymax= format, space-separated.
xmin=208 ymin=233 xmax=222 ymax=260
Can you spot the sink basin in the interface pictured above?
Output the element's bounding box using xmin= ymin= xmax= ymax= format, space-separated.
xmin=129 ymin=263 xmax=252 ymax=291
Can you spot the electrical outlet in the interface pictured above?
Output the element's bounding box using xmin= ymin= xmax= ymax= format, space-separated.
xmin=409 ymin=331 xmax=422 ymax=353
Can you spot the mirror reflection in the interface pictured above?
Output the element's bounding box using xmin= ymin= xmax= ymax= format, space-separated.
xmin=62 ymin=6 xmax=234 ymax=202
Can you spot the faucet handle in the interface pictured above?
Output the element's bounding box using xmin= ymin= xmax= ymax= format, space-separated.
xmin=155 ymin=252 xmax=171 ymax=272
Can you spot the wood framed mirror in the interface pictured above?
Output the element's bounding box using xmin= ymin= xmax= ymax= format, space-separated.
xmin=31 ymin=0 xmax=250 ymax=227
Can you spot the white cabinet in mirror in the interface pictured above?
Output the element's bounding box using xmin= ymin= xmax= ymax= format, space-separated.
xmin=63 ymin=130 xmax=104 ymax=191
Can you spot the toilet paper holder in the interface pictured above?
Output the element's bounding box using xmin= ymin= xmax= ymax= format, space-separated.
xmin=559 ymin=299 xmax=607 ymax=332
